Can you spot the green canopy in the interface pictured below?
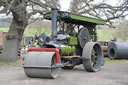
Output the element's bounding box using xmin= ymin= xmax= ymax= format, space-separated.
xmin=43 ymin=11 xmax=105 ymax=25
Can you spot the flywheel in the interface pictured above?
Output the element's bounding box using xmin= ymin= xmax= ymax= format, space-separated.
xmin=78 ymin=28 xmax=90 ymax=48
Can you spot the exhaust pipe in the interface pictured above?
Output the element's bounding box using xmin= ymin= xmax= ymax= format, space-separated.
xmin=51 ymin=8 xmax=57 ymax=41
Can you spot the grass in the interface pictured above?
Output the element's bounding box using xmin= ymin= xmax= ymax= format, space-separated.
xmin=0 ymin=28 xmax=9 ymax=32
xmin=0 ymin=59 xmax=24 ymax=66
xmin=0 ymin=28 xmax=51 ymax=37
xmin=104 ymin=58 xmax=128 ymax=64
xmin=0 ymin=58 xmax=128 ymax=66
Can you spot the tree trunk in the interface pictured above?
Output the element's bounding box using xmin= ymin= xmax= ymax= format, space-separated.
xmin=0 ymin=18 xmax=25 ymax=62
xmin=0 ymin=0 xmax=28 ymax=62
xmin=0 ymin=17 xmax=26 ymax=62
xmin=0 ymin=39 xmax=18 ymax=62
xmin=0 ymin=19 xmax=17 ymax=61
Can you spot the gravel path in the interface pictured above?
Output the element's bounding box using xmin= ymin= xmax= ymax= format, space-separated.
xmin=0 ymin=64 xmax=128 ymax=85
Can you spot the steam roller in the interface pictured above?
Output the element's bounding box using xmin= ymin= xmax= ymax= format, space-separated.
xmin=23 ymin=9 xmax=105 ymax=79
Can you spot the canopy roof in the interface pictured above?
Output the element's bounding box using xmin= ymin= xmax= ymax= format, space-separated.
xmin=43 ymin=11 xmax=105 ymax=25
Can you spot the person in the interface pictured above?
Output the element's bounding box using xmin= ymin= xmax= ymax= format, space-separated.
xmin=104 ymin=42 xmax=109 ymax=46
xmin=38 ymin=38 xmax=45 ymax=48
xmin=58 ymin=21 xmax=65 ymax=34
xmin=33 ymin=40 xmax=39 ymax=48
xmin=28 ymin=40 xmax=32 ymax=47
xmin=34 ymin=34 xmax=38 ymax=40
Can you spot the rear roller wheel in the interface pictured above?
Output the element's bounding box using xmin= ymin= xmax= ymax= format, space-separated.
xmin=23 ymin=51 xmax=61 ymax=79
xmin=82 ymin=42 xmax=103 ymax=72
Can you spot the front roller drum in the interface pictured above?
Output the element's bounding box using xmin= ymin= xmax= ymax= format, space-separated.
xmin=82 ymin=42 xmax=103 ymax=72
xmin=23 ymin=51 xmax=61 ymax=79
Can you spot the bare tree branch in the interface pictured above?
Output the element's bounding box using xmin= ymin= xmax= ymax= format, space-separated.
xmin=70 ymin=0 xmax=128 ymax=26
xmin=0 ymin=0 xmax=60 ymax=61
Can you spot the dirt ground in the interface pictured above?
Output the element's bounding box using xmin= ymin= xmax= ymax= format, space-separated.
xmin=0 ymin=64 xmax=128 ymax=85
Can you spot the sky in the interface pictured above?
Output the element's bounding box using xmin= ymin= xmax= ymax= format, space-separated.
xmin=60 ymin=0 xmax=71 ymax=11
xmin=59 ymin=0 xmax=119 ymax=11
xmin=0 ymin=0 xmax=72 ymax=18
xmin=0 ymin=0 xmax=122 ymax=18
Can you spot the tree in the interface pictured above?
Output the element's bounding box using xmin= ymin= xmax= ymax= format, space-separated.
xmin=114 ymin=22 xmax=128 ymax=41
xmin=0 ymin=0 xmax=60 ymax=62
xmin=70 ymin=0 xmax=128 ymax=26
xmin=70 ymin=0 xmax=83 ymax=14
xmin=27 ymin=20 xmax=51 ymax=36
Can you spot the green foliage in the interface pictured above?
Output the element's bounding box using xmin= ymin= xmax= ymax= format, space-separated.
xmin=1 ymin=26 xmax=124 ymax=42
xmin=97 ymin=29 xmax=114 ymax=41
xmin=24 ymin=28 xmax=51 ymax=37
xmin=113 ymin=22 xmax=128 ymax=41
xmin=97 ymin=23 xmax=128 ymax=41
